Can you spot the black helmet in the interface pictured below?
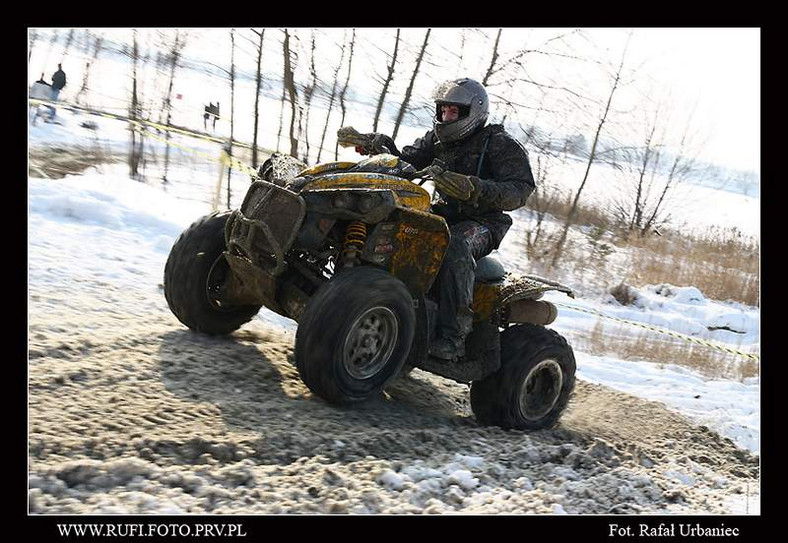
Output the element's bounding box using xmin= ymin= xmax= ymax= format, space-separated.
xmin=433 ymin=78 xmax=489 ymax=143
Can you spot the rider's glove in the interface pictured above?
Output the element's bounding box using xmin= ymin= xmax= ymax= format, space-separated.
xmin=426 ymin=159 xmax=481 ymax=203
xmin=336 ymin=126 xmax=399 ymax=156
xmin=365 ymin=133 xmax=399 ymax=156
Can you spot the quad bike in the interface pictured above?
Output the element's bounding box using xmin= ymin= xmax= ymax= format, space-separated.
xmin=164 ymin=149 xmax=577 ymax=430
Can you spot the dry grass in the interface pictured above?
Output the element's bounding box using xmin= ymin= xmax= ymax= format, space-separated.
xmin=572 ymin=318 xmax=760 ymax=382
xmin=531 ymin=186 xmax=613 ymax=231
xmin=29 ymin=146 xmax=124 ymax=179
xmin=624 ymin=226 xmax=759 ymax=307
xmin=524 ymin=192 xmax=760 ymax=307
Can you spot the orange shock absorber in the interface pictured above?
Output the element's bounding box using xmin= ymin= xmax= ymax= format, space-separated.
xmin=342 ymin=221 xmax=368 ymax=265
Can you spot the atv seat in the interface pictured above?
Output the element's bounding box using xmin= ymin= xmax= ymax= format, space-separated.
xmin=475 ymin=255 xmax=506 ymax=282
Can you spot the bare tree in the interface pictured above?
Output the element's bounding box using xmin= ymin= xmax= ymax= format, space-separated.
xmin=251 ymin=28 xmax=265 ymax=169
xmin=226 ymin=30 xmax=236 ymax=207
xmin=317 ymin=31 xmax=348 ymax=163
xmin=335 ymin=29 xmax=356 ymax=160
xmin=301 ymin=31 xmax=319 ymax=162
xmin=28 ymin=29 xmax=37 ymax=63
xmin=626 ymin=105 xmax=663 ymax=233
xmin=372 ymin=29 xmax=400 ymax=132
xmin=282 ymin=29 xmax=300 ymax=158
xmin=458 ymin=28 xmax=468 ymax=66
xmin=276 ymin=32 xmax=287 ymax=153
xmin=392 ymin=29 xmax=430 ymax=140
xmin=523 ymin=154 xmax=564 ymax=261
xmin=128 ymin=30 xmax=143 ymax=179
xmin=61 ymin=29 xmax=75 ymax=60
xmin=41 ymin=30 xmax=59 ymax=75
xmin=161 ymin=30 xmax=186 ymax=184
xmin=482 ymin=29 xmax=503 ymax=87
xmin=75 ymin=33 xmax=105 ymax=106
xmin=614 ymin=100 xmax=704 ymax=236
xmin=641 ymin=130 xmax=700 ymax=235
xmin=550 ymin=31 xmax=632 ymax=268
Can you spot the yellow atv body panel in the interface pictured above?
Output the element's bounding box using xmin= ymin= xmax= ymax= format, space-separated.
xmin=306 ymin=173 xmax=432 ymax=212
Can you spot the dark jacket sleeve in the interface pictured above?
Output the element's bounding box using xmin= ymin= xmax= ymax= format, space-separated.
xmin=399 ymin=130 xmax=437 ymax=170
xmin=475 ymin=132 xmax=535 ymax=211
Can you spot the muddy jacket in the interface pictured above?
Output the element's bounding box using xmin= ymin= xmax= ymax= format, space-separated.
xmin=397 ymin=124 xmax=535 ymax=248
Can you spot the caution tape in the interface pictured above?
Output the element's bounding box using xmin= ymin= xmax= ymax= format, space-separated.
xmin=553 ymin=301 xmax=760 ymax=362
xmin=138 ymin=124 xmax=258 ymax=178
xmin=29 ymin=97 xmax=261 ymax=178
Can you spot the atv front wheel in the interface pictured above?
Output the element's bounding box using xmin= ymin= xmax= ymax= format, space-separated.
xmin=164 ymin=212 xmax=262 ymax=335
xmin=470 ymin=324 xmax=575 ymax=430
xmin=295 ymin=267 xmax=416 ymax=404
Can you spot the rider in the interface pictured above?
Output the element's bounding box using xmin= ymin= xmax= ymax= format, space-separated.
xmin=353 ymin=78 xmax=536 ymax=360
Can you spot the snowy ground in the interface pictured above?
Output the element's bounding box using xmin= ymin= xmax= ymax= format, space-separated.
xmin=27 ymin=106 xmax=760 ymax=515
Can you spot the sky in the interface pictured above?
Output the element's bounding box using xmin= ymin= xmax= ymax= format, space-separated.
xmin=623 ymin=28 xmax=760 ymax=174
xmin=494 ymin=27 xmax=760 ymax=174
xmin=28 ymin=111 xmax=760 ymax=456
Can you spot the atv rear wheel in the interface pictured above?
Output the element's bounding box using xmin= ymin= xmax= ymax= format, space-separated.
xmin=470 ymin=324 xmax=575 ymax=430
xmin=164 ymin=212 xmax=262 ymax=335
xmin=295 ymin=267 xmax=415 ymax=405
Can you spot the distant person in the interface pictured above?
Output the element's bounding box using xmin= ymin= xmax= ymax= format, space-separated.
xmin=212 ymin=102 xmax=220 ymax=130
xmin=49 ymin=63 xmax=67 ymax=121
xmin=204 ymin=103 xmax=213 ymax=131
xmin=51 ymin=63 xmax=66 ymax=99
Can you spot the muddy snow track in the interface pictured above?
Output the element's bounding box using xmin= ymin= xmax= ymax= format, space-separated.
xmin=28 ymin=281 xmax=759 ymax=515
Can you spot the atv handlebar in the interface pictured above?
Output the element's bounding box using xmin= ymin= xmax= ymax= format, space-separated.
xmin=408 ymin=168 xmax=434 ymax=186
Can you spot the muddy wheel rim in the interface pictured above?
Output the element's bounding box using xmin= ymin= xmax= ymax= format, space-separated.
xmin=519 ymin=358 xmax=563 ymax=421
xmin=205 ymin=255 xmax=234 ymax=311
xmin=343 ymin=306 xmax=399 ymax=380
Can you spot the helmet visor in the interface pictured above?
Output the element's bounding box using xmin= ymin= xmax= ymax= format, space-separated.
xmin=435 ymin=103 xmax=470 ymax=123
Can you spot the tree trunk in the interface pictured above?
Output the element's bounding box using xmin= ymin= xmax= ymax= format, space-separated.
xmin=251 ymin=29 xmax=265 ymax=169
xmin=129 ymin=30 xmax=142 ymax=179
xmin=162 ymin=30 xmax=183 ymax=185
xmin=75 ymin=35 xmax=104 ymax=106
xmin=372 ymin=29 xmax=400 ymax=133
xmin=482 ymin=29 xmax=502 ymax=87
xmin=550 ymin=32 xmax=631 ymax=268
xmin=62 ymin=29 xmax=75 ymax=60
xmin=392 ymin=29 xmax=430 ymax=141
xmin=276 ymin=31 xmax=287 ymax=153
xmin=228 ymin=29 xmax=236 ymax=209
xmin=42 ymin=30 xmax=59 ymax=76
xmin=458 ymin=29 xmax=467 ymax=66
xmin=283 ymin=29 xmax=299 ymax=158
xmin=629 ymin=128 xmax=656 ymax=234
xmin=317 ymin=31 xmax=348 ymax=163
xmin=642 ymin=129 xmax=691 ymax=235
xmin=335 ymin=30 xmax=356 ymax=160
xmin=302 ymin=31 xmax=318 ymax=162
xmin=28 ymin=29 xmax=37 ymax=63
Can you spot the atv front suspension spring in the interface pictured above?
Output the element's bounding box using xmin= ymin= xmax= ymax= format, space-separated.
xmin=342 ymin=221 xmax=368 ymax=264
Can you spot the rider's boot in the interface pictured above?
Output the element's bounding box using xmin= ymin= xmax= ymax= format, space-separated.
xmin=429 ymin=335 xmax=466 ymax=360
xmin=429 ymin=309 xmax=473 ymax=361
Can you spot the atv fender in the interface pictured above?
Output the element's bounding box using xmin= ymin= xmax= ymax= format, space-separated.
xmin=497 ymin=275 xmax=574 ymax=326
